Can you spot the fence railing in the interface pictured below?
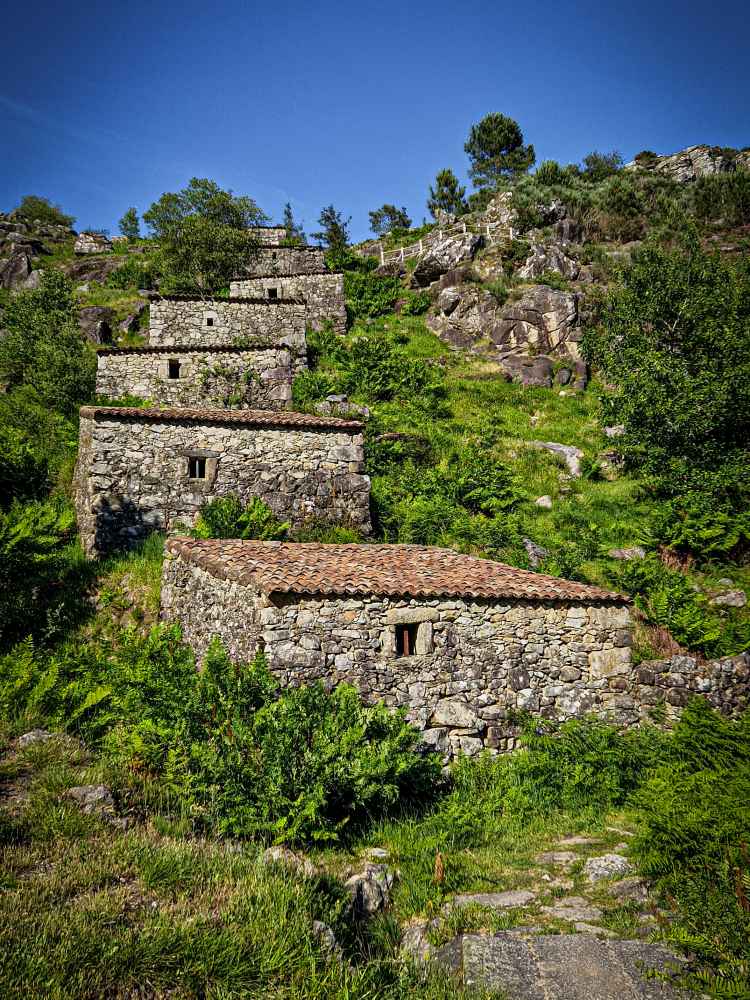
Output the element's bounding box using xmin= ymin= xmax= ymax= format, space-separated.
xmin=371 ymin=219 xmax=515 ymax=265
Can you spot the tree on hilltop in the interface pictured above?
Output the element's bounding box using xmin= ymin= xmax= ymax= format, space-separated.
xmin=581 ymin=150 xmax=623 ymax=183
xmin=118 ymin=207 xmax=141 ymax=242
xmin=427 ymin=168 xmax=467 ymax=218
xmin=312 ymin=205 xmax=351 ymax=253
xmin=464 ymin=113 xmax=535 ymax=188
xmin=368 ymin=204 xmax=412 ymax=237
xmin=13 ymin=195 xmax=75 ymax=228
xmin=282 ymin=202 xmax=305 ymax=244
xmin=143 ymin=178 xmax=268 ymax=239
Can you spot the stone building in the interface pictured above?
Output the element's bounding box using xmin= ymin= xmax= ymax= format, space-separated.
xmin=161 ymin=540 xmax=637 ymax=756
xmin=147 ymin=296 xmax=308 ymax=371
xmin=244 ymin=244 xmax=327 ymax=276
xmin=231 ymin=272 xmax=346 ymax=334
xmin=95 ymin=345 xmax=294 ymax=410
xmin=74 ymin=408 xmax=370 ymax=557
xmin=248 ymin=225 xmax=287 ymax=245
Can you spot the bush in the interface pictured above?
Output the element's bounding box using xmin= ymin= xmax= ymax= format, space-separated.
xmin=344 ymin=271 xmax=402 ymax=321
xmin=535 ymin=160 xmax=566 ymax=186
xmin=0 ymin=425 xmax=49 ymax=508
xmin=106 ymin=254 xmax=157 ymax=290
xmin=691 ymin=171 xmax=750 ymax=226
xmin=399 ymin=290 xmax=432 ymax=315
xmin=13 ymin=195 xmax=75 ymax=228
xmin=192 ymin=495 xmax=289 ymax=540
xmin=0 ymin=630 xmax=440 ymax=843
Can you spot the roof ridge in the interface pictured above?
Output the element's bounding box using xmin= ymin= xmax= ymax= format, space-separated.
xmin=78 ymin=406 xmax=363 ymax=430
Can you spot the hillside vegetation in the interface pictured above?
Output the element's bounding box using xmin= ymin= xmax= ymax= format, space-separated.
xmin=1 ymin=135 xmax=749 ymax=998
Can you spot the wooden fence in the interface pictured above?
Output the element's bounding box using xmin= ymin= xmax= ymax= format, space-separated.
xmin=373 ymin=219 xmax=515 ymax=265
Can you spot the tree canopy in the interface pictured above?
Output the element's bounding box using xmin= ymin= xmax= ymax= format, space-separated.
xmin=427 ymin=169 xmax=467 ymax=218
xmin=368 ymin=204 xmax=412 ymax=237
xmin=143 ymin=178 xmax=268 ymax=239
xmin=118 ymin=207 xmax=140 ymax=241
xmin=13 ymin=195 xmax=75 ymax=228
xmin=312 ymin=205 xmax=351 ymax=253
xmin=464 ymin=113 xmax=535 ymax=188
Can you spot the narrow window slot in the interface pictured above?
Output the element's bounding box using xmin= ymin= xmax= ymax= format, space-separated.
xmin=187 ymin=457 xmax=206 ymax=479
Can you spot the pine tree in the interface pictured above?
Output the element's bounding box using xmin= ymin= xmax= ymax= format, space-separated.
xmin=427 ymin=169 xmax=467 ymax=219
xmin=118 ymin=207 xmax=141 ymax=242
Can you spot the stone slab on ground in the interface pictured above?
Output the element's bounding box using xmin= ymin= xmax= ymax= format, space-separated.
xmin=446 ymin=889 xmax=536 ymax=911
xmin=541 ymin=895 xmax=602 ymax=922
xmin=434 ymin=932 xmax=689 ymax=998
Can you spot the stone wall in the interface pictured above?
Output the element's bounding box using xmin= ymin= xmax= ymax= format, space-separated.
xmin=231 ymin=273 xmax=346 ymax=335
xmin=160 ymin=551 xmax=643 ymax=756
xmin=148 ymin=297 xmax=308 ymax=371
xmin=244 ymin=246 xmax=327 ymax=276
xmin=96 ymin=346 xmax=294 ymax=410
xmin=248 ymin=226 xmax=287 ymax=246
xmin=74 ymin=411 xmax=371 ymax=557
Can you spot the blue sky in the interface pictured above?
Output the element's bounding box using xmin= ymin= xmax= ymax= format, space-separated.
xmin=1 ymin=0 xmax=747 ymax=242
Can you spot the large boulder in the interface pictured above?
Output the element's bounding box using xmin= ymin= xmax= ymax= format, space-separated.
xmin=0 ymin=250 xmax=32 ymax=289
xmin=64 ymin=256 xmax=124 ymax=285
xmin=412 ymin=232 xmax=483 ymax=287
xmin=74 ymin=231 xmax=113 ymax=255
xmin=492 ymin=284 xmax=581 ymax=356
xmin=78 ymin=306 xmax=115 ymax=344
xmin=482 ymin=191 xmax=516 ymax=227
xmin=517 ymin=244 xmax=580 ymax=281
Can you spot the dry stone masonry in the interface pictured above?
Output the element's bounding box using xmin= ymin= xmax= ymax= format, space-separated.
xmin=231 ymin=272 xmax=346 ymax=335
xmin=148 ymin=296 xmax=308 ymax=371
xmin=244 ymin=245 xmax=327 ymax=276
xmin=74 ymin=409 xmax=370 ymax=557
xmin=160 ymin=540 xmax=640 ymax=757
xmin=95 ymin=345 xmax=293 ymax=410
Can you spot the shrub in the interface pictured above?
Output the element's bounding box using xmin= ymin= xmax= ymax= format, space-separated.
xmin=691 ymin=171 xmax=750 ymax=226
xmin=291 ymin=370 xmax=338 ymax=408
xmin=399 ymin=290 xmax=432 ymax=315
xmin=535 ymin=160 xmax=566 ymax=186
xmin=192 ymin=495 xmax=289 ymax=540
xmin=581 ymin=150 xmax=622 ymax=182
xmin=0 ymin=425 xmax=49 ymax=508
xmin=13 ymin=195 xmax=75 ymax=228
xmin=106 ymin=254 xmax=156 ymax=290
xmin=344 ymin=271 xmax=402 ymax=321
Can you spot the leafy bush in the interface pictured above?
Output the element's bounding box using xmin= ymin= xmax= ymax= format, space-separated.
xmin=0 ymin=500 xmax=83 ymax=649
xmin=192 ymin=495 xmax=289 ymax=540
xmin=106 ymin=254 xmax=156 ymax=290
xmin=581 ymin=150 xmax=622 ymax=182
xmin=630 ymin=701 xmax=750 ymax=995
xmin=0 ymin=630 xmax=440 ymax=843
xmin=535 ymin=160 xmax=566 ymax=186
xmin=291 ymin=369 xmax=338 ymax=408
xmin=691 ymin=171 xmax=750 ymax=226
xmin=0 ymin=425 xmax=49 ymax=508
xmin=13 ymin=195 xmax=75 ymax=228
xmin=344 ymin=271 xmax=402 ymax=321
xmin=338 ymin=334 xmax=446 ymax=409
xmin=399 ymin=290 xmax=432 ymax=315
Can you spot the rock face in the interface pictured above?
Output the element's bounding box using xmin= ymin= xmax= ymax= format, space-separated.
xmin=627 ymin=144 xmax=750 ymax=182
xmin=74 ymin=232 xmax=114 ymax=254
xmin=411 ymin=232 xmax=483 ymax=287
xmin=529 ymin=441 xmax=584 ymax=477
xmin=78 ymin=306 xmax=115 ymax=344
xmin=433 ymin=933 xmax=688 ymax=999
xmin=64 ymin=256 xmax=124 ymax=286
xmin=0 ymin=249 xmax=32 ymax=289
xmin=493 ymin=285 xmax=581 ymax=356
xmin=517 ymin=244 xmax=580 ymax=281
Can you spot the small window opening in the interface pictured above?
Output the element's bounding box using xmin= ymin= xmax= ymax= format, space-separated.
xmin=267 ymin=287 xmax=278 ymax=300
xmin=395 ymin=623 xmax=419 ymax=657
xmin=206 ymin=316 xmax=214 ymax=327
xmin=187 ymin=457 xmax=206 ymax=479
xmin=271 ymin=251 xmax=277 ymax=260
xmin=167 ymin=359 xmax=181 ymax=379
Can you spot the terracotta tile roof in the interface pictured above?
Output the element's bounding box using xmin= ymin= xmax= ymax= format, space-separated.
xmin=79 ymin=406 xmax=362 ymax=431
xmin=165 ymin=539 xmax=630 ymax=604
xmin=96 ymin=343 xmax=279 ymax=356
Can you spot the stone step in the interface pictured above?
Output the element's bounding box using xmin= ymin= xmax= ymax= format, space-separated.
xmin=434 ymin=932 xmax=689 ymax=999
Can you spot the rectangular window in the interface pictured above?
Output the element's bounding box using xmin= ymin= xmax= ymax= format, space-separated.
xmin=206 ymin=317 xmax=214 ymax=327
xmin=167 ymin=359 xmax=181 ymax=379
xmin=187 ymin=457 xmax=206 ymax=479
xmin=395 ymin=623 xmax=419 ymax=657
xmin=267 ymin=287 xmax=278 ymax=300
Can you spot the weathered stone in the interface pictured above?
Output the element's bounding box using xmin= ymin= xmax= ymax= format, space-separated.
xmin=0 ymin=249 xmax=32 ymax=289
xmin=446 ymin=889 xmax=536 ymax=911
xmin=535 ymin=495 xmax=553 ymax=509
xmin=500 ymin=353 xmax=554 ymax=388
xmin=411 ymin=232 xmax=483 ymax=287
xmin=529 ymin=441 xmax=584 ymax=477
xmin=78 ymin=306 xmax=115 ymax=345
xmin=609 ymin=876 xmax=649 ymax=902
xmin=535 ymin=851 xmax=579 ymax=867
xmin=432 ymin=698 xmax=477 ymax=728
xmin=231 ymin=272 xmax=345 ymax=335
xmin=345 ymin=864 xmax=395 ymax=917
xmin=710 ymin=589 xmax=747 ymax=608
xmin=311 ymin=920 xmax=342 ymax=959
xmin=609 ymin=547 xmax=646 ymax=561
xmin=262 ymin=845 xmax=318 ymax=878
xmin=523 ymin=537 xmax=549 ymax=569
xmin=517 ymin=244 xmax=580 ymax=281
xmin=66 ymin=785 xmax=118 ymax=822
xmin=541 ymin=896 xmax=602 ymax=922
xmin=18 ymin=729 xmax=54 ymax=748
xmin=604 ymin=425 xmax=626 ymax=438
xmin=584 ymin=854 xmax=634 ymax=882
xmin=74 ymin=232 xmax=113 ymax=254
xmin=626 ymin=143 xmax=749 ymax=182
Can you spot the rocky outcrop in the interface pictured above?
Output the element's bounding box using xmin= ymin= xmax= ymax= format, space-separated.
xmin=0 ymin=249 xmax=32 ymax=289
xmin=626 ymin=144 xmax=750 ymax=182
xmin=74 ymin=231 xmax=113 ymax=255
xmin=517 ymin=243 xmax=580 ymax=281
xmin=78 ymin=306 xmax=114 ymax=344
xmin=411 ymin=231 xmax=483 ymax=287
xmin=427 ymin=282 xmax=583 ymax=368
xmin=64 ymin=256 xmax=124 ymax=285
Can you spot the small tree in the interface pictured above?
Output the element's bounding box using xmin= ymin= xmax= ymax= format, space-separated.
xmin=13 ymin=195 xmax=75 ymax=228
xmin=312 ymin=205 xmax=351 ymax=253
xmin=464 ymin=113 xmax=535 ymax=188
xmin=581 ymin=150 xmax=622 ymax=183
xmin=427 ymin=168 xmax=467 ymax=218
xmin=368 ymin=204 xmax=412 ymax=237
xmin=535 ymin=160 xmax=566 ymax=186
xmin=143 ymin=178 xmax=267 ymax=238
xmin=156 ymin=216 xmax=257 ymax=296
xmin=282 ymin=201 xmax=305 ymax=243
xmin=118 ymin=207 xmax=141 ymax=242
